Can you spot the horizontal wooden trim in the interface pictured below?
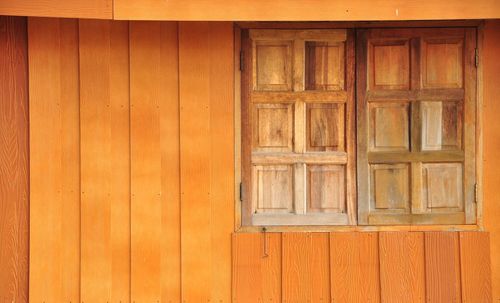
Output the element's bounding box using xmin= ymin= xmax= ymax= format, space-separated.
xmin=252 ymin=152 xmax=347 ymax=164
xmin=252 ymin=213 xmax=350 ymax=226
xmin=113 ymin=0 xmax=500 ymax=21
xmin=251 ymin=91 xmax=347 ymax=103
xmin=237 ymin=20 xmax=484 ymax=29
xmin=366 ymin=89 xmax=464 ymax=102
xmin=368 ymin=151 xmax=464 ymax=163
xmin=367 ymin=212 xmax=466 ymax=225
xmin=250 ymin=29 xmax=347 ymax=41
xmin=236 ymin=224 xmax=481 ymax=233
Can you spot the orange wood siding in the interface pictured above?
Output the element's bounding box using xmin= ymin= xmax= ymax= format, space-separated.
xmin=0 ymin=16 xmax=29 ymax=303
xmin=27 ymin=18 xmax=233 ymax=302
xmin=0 ymin=0 xmax=112 ymax=19
xmin=28 ymin=17 xmax=81 ymax=302
xmin=233 ymin=232 xmax=492 ymax=302
xmin=483 ymin=19 xmax=500 ymax=302
xmin=113 ymin=0 xmax=500 ymax=21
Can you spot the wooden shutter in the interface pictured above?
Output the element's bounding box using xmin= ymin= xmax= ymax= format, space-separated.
xmin=241 ymin=29 xmax=355 ymax=226
xmin=357 ymin=28 xmax=477 ymax=225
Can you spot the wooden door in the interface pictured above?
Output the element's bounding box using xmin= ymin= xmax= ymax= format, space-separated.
xmin=241 ymin=29 xmax=355 ymax=226
xmin=357 ymin=28 xmax=477 ymax=225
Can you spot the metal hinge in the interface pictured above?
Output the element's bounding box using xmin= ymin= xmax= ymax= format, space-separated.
xmin=239 ymin=182 xmax=243 ymax=202
xmin=240 ymin=51 xmax=245 ymax=71
xmin=474 ymin=183 xmax=479 ymax=203
xmin=475 ymin=48 xmax=479 ymax=68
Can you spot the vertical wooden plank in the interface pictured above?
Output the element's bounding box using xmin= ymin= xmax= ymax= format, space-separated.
xmin=460 ymin=232 xmax=492 ymax=303
xmin=159 ymin=22 xmax=181 ymax=303
xmin=28 ymin=17 xmax=80 ymax=303
xmin=130 ymin=21 xmax=162 ymax=302
xmin=179 ymin=21 xmax=211 ymax=302
xmin=179 ymin=21 xmax=234 ymax=302
xmin=379 ymin=232 xmax=425 ymax=303
xmin=130 ymin=21 xmax=181 ymax=303
xmin=79 ymin=19 xmax=131 ymax=303
xmin=282 ymin=233 xmax=330 ymax=303
xmin=232 ymin=233 xmax=282 ymax=303
xmin=0 ymin=16 xmax=29 ymax=303
xmin=208 ymin=22 xmax=234 ymax=303
xmin=330 ymin=232 xmax=380 ymax=303
xmin=424 ymin=232 xmax=461 ymax=303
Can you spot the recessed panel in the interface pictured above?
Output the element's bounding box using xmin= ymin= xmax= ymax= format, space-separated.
xmin=422 ymin=163 xmax=463 ymax=209
xmin=422 ymin=39 xmax=463 ymax=88
xmin=252 ymin=103 xmax=294 ymax=152
xmin=369 ymin=102 xmax=409 ymax=151
xmin=307 ymin=103 xmax=344 ymax=151
xmin=369 ymin=40 xmax=410 ymax=90
xmin=421 ymin=101 xmax=462 ymax=151
xmin=305 ymin=41 xmax=345 ymax=91
xmin=307 ymin=165 xmax=346 ymax=213
xmin=370 ymin=164 xmax=410 ymax=211
xmin=252 ymin=165 xmax=294 ymax=214
xmin=254 ymin=40 xmax=293 ymax=91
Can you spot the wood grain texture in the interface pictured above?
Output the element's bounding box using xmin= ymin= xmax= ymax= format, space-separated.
xmin=424 ymin=232 xmax=461 ymax=303
xmin=379 ymin=232 xmax=425 ymax=303
xmin=130 ymin=21 xmax=162 ymax=302
xmin=232 ymin=233 xmax=282 ymax=302
xmin=282 ymin=233 xmax=331 ymax=303
xmin=79 ymin=19 xmax=130 ymax=303
xmin=130 ymin=21 xmax=181 ymax=303
xmin=330 ymin=232 xmax=380 ymax=303
xmin=114 ymin=0 xmax=500 ymax=20
xmin=0 ymin=0 xmax=111 ymax=19
xmin=28 ymin=17 xmax=80 ymax=303
xmin=483 ymin=19 xmax=500 ymax=303
xmin=459 ymin=232 xmax=492 ymax=303
xmin=0 ymin=16 xmax=29 ymax=303
xmin=179 ymin=21 xmax=234 ymax=302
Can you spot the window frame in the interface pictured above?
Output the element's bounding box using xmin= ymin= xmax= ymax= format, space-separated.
xmin=234 ymin=21 xmax=485 ymax=232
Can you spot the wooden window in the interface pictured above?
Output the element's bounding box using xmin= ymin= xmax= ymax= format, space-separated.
xmin=238 ymin=25 xmax=479 ymax=228
xmin=357 ymin=28 xmax=477 ymax=225
xmin=241 ymin=29 xmax=355 ymax=226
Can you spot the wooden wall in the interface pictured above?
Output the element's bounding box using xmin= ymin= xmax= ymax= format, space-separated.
xmin=0 ymin=16 xmax=29 ymax=303
xmin=28 ymin=18 xmax=234 ymax=302
xmin=0 ymin=16 xmax=497 ymax=303
xmin=233 ymin=232 xmax=492 ymax=302
xmin=483 ymin=19 xmax=500 ymax=302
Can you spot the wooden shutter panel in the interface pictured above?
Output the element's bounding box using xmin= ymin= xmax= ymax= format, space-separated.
xmin=357 ymin=28 xmax=477 ymax=225
xmin=241 ymin=29 xmax=355 ymax=226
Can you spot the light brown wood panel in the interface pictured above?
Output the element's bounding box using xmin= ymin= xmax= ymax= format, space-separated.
xmin=232 ymin=233 xmax=282 ymax=302
xmin=424 ymin=232 xmax=462 ymax=303
xmin=459 ymin=232 xmax=492 ymax=302
xmin=179 ymin=22 xmax=233 ymax=302
xmin=0 ymin=0 xmax=111 ymax=19
xmin=28 ymin=17 xmax=80 ymax=302
xmin=114 ymin=0 xmax=500 ymax=20
xmin=0 ymin=16 xmax=29 ymax=303
xmin=130 ymin=21 xmax=181 ymax=303
xmin=307 ymin=165 xmax=346 ymax=213
xmin=379 ymin=232 xmax=425 ymax=303
xmin=330 ymin=232 xmax=380 ymax=303
xmin=79 ymin=19 xmax=130 ymax=303
xmin=242 ymin=29 xmax=355 ymax=226
xmin=282 ymin=233 xmax=331 ymax=303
